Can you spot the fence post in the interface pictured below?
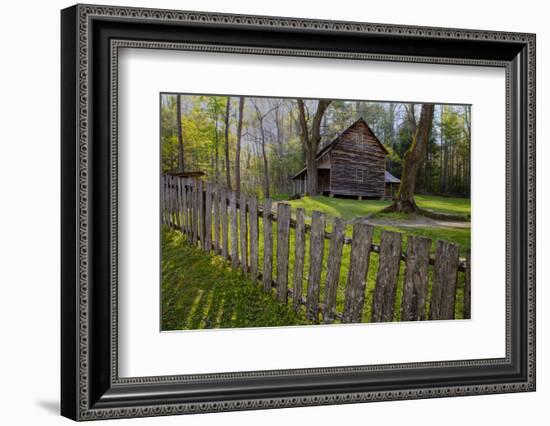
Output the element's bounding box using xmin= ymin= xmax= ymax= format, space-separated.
xmin=262 ymin=198 xmax=273 ymax=293
xmin=198 ymin=180 xmax=206 ymax=249
xmin=174 ymin=177 xmax=181 ymax=229
xmin=323 ymin=216 xmax=345 ymax=323
xmin=167 ymin=175 xmax=172 ymax=226
xmin=371 ymin=230 xmax=402 ymax=323
xmin=276 ymin=203 xmax=291 ymax=303
xmin=248 ymin=196 xmax=259 ymax=282
xmin=204 ymin=183 xmax=212 ymax=251
xmin=400 ymin=236 xmax=431 ymax=321
xmin=430 ymin=240 xmax=460 ymax=320
xmin=220 ymin=187 xmax=228 ymax=260
xmin=463 ymin=254 xmax=471 ymax=319
xmin=292 ymin=208 xmax=306 ymax=311
xmin=212 ymin=184 xmax=220 ymax=253
xmin=229 ymin=191 xmax=239 ymax=269
xmin=306 ymin=211 xmax=326 ymax=322
xmin=342 ymin=223 xmax=374 ymax=323
xmin=239 ymin=194 xmax=248 ymax=273
xmin=160 ymin=175 xmax=166 ymax=225
xmin=187 ymin=179 xmax=193 ymax=240
xmin=192 ymin=180 xmax=198 ymax=245
xmin=181 ymin=178 xmax=188 ymax=237
xmin=170 ymin=175 xmax=176 ymax=228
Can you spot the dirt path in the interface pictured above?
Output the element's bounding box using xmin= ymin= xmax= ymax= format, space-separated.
xmin=354 ymin=214 xmax=470 ymax=229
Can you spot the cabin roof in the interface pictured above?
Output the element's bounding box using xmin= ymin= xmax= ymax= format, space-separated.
xmin=316 ymin=117 xmax=389 ymax=159
xmin=384 ymin=170 xmax=400 ymax=183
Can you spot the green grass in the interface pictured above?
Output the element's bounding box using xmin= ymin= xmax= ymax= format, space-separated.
xmin=287 ymin=194 xmax=471 ymax=255
xmin=287 ymin=194 xmax=470 ymax=220
xmin=415 ymin=194 xmax=471 ymax=216
xmin=162 ymin=227 xmax=311 ymax=330
xmin=287 ymin=196 xmax=390 ymax=220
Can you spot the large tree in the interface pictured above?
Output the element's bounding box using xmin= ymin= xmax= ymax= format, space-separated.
xmin=387 ymin=103 xmax=435 ymax=213
xmin=176 ymin=94 xmax=185 ymax=172
xmin=224 ymin=97 xmax=232 ymax=190
xmin=296 ymin=99 xmax=331 ymax=195
xmin=252 ymin=99 xmax=272 ymax=198
xmin=234 ymin=96 xmax=245 ymax=197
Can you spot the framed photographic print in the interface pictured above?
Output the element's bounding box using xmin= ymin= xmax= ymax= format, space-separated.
xmin=61 ymin=4 xmax=536 ymax=421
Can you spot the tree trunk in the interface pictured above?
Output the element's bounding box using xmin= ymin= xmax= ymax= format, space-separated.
xmin=234 ymin=96 xmax=244 ymax=197
xmin=224 ymin=97 xmax=232 ymax=190
xmin=214 ymin=118 xmax=219 ymax=184
xmin=297 ymin=99 xmax=331 ymax=196
xmin=176 ymin=94 xmax=185 ymax=172
xmin=388 ymin=103 xmax=435 ymax=213
xmin=258 ymin=116 xmax=270 ymax=199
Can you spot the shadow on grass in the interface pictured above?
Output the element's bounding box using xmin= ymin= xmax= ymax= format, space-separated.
xmin=161 ymin=228 xmax=311 ymax=331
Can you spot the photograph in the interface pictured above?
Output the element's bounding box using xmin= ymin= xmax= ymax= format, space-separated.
xmin=160 ymin=94 xmax=471 ymax=330
xmin=57 ymin=3 xmax=536 ymax=421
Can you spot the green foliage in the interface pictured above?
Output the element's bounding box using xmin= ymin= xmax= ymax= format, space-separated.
xmin=161 ymin=95 xmax=471 ymax=199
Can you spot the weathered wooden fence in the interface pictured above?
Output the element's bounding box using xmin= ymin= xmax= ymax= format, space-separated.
xmin=161 ymin=175 xmax=471 ymax=324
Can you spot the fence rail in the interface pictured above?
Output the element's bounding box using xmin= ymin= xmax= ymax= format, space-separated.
xmin=161 ymin=175 xmax=471 ymax=324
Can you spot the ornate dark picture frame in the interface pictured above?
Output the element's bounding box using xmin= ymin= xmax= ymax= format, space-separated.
xmin=61 ymin=4 xmax=536 ymax=421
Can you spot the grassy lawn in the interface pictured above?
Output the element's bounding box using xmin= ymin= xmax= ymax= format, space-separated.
xmin=287 ymin=194 xmax=471 ymax=255
xmin=287 ymin=194 xmax=470 ymax=220
xmin=415 ymin=194 xmax=471 ymax=216
xmin=162 ymin=227 xmax=311 ymax=330
xmin=286 ymin=196 xmax=390 ymax=220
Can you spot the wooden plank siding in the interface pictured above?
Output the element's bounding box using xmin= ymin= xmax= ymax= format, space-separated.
xmin=329 ymin=121 xmax=386 ymax=198
xmin=292 ymin=119 xmax=387 ymax=198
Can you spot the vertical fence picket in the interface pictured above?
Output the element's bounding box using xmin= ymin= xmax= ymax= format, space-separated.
xmin=371 ymin=230 xmax=402 ymax=323
xmin=430 ymin=240 xmax=460 ymax=320
xmin=248 ymin=196 xmax=259 ymax=282
xmin=175 ymin=177 xmax=181 ymax=229
xmin=323 ymin=217 xmax=345 ymax=323
xmin=342 ymin=223 xmax=374 ymax=323
xmin=199 ymin=180 xmax=206 ymax=249
xmin=220 ymin=188 xmax=228 ymax=260
xmin=186 ymin=180 xmax=192 ymax=239
xmin=166 ymin=175 xmax=172 ymax=226
xmin=213 ymin=185 xmax=220 ymax=253
xmin=239 ymin=194 xmax=248 ymax=273
xmin=183 ymin=179 xmax=189 ymax=237
xmin=463 ymin=255 xmax=471 ymax=320
xmin=191 ymin=180 xmax=198 ymax=245
xmin=170 ymin=176 xmax=175 ymax=227
xmin=160 ymin=175 xmax=166 ymax=225
xmin=204 ymin=183 xmax=212 ymax=251
xmin=306 ymin=211 xmax=326 ymax=322
xmin=175 ymin=178 xmax=182 ymax=229
xmin=292 ymin=208 xmax=306 ymax=311
xmin=262 ymin=198 xmax=273 ymax=293
xmin=229 ymin=191 xmax=239 ymax=269
xmin=400 ymin=236 xmax=431 ymax=321
xmin=276 ymin=203 xmax=291 ymax=303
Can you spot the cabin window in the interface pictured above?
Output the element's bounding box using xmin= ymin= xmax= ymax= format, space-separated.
xmin=356 ymin=168 xmax=364 ymax=182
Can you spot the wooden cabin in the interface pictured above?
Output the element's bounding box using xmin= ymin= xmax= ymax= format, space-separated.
xmin=292 ymin=118 xmax=399 ymax=199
